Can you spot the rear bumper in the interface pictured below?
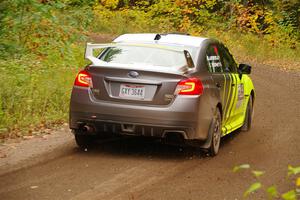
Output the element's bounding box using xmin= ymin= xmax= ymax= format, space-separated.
xmin=69 ymin=87 xmax=211 ymax=140
xmin=70 ymin=115 xmax=195 ymax=139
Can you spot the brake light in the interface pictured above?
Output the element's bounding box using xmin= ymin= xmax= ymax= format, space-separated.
xmin=74 ymin=70 xmax=93 ymax=88
xmin=176 ymin=77 xmax=203 ymax=95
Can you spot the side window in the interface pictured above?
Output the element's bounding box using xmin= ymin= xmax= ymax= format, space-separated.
xmin=206 ymin=44 xmax=223 ymax=73
xmin=219 ymin=45 xmax=237 ymax=73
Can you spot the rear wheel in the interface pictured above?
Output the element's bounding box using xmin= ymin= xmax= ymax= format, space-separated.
xmin=207 ymin=110 xmax=222 ymax=156
xmin=73 ymin=130 xmax=94 ymax=149
xmin=241 ymin=96 xmax=253 ymax=131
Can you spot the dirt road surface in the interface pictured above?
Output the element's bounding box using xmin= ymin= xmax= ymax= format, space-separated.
xmin=0 ymin=65 xmax=299 ymax=200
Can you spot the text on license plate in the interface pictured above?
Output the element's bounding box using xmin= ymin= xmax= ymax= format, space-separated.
xmin=119 ymin=84 xmax=145 ymax=99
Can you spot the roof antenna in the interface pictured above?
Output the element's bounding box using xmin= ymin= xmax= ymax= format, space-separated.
xmin=154 ymin=34 xmax=161 ymax=41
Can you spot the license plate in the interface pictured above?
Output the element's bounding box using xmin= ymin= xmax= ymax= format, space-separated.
xmin=119 ymin=84 xmax=145 ymax=99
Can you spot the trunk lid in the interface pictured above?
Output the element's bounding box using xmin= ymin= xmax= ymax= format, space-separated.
xmin=87 ymin=66 xmax=186 ymax=106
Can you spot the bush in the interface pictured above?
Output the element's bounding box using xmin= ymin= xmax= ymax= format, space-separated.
xmin=0 ymin=0 xmax=90 ymax=137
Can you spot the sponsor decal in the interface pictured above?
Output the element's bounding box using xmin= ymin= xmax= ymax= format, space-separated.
xmin=236 ymin=83 xmax=244 ymax=108
xmin=206 ymin=55 xmax=222 ymax=72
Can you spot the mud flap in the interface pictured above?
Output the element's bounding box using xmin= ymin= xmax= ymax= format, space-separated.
xmin=198 ymin=116 xmax=216 ymax=149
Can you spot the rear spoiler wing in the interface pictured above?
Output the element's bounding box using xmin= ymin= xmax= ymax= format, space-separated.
xmin=85 ymin=43 xmax=114 ymax=65
xmin=85 ymin=43 xmax=195 ymax=69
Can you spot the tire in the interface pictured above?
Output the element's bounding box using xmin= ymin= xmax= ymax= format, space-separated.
xmin=241 ymin=96 xmax=253 ymax=132
xmin=207 ymin=110 xmax=222 ymax=156
xmin=74 ymin=131 xmax=94 ymax=149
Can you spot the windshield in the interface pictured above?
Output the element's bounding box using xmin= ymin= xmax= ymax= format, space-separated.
xmin=98 ymin=46 xmax=194 ymax=68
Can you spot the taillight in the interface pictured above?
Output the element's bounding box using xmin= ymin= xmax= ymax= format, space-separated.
xmin=74 ymin=70 xmax=93 ymax=88
xmin=175 ymin=77 xmax=203 ymax=95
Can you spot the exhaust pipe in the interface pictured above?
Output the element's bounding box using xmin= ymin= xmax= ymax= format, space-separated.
xmin=163 ymin=131 xmax=186 ymax=145
xmin=81 ymin=124 xmax=95 ymax=134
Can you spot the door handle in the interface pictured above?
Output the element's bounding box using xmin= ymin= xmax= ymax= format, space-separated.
xmin=216 ymin=83 xmax=221 ymax=88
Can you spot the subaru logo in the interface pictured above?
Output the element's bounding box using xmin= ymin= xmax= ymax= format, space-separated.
xmin=128 ymin=71 xmax=139 ymax=78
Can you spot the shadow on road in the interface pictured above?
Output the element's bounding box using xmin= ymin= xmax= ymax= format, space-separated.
xmin=71 ymin=130 xmax=242 ymax=160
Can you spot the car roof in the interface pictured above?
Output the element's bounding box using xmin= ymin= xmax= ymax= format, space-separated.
xmin=113 ymin=33 xmax=208 ymax=48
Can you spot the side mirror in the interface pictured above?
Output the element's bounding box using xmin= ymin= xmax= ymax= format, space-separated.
xmin=238 ymin=63 xmax=251 ymax=74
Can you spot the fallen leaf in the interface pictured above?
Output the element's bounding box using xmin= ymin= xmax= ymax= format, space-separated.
xmin=233 ymin=164 xmax=250 ymax=172
xmin=296 ymin=177 xmax=300 ymax=187
xmin=252 ymin=170 xmax=265 ymax=178
xmin=281 ymin=190 xmax=296 ymax=200
xmin=244 ymin=182 xmax=262 ymax=197
xmin=267 ymin=185 xmax=279 ymax=199
xmin=288 ymin=165 xmax=300 ymax=176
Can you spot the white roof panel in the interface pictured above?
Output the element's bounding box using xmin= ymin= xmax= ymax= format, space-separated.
xmin=113 ymin=33 xmax=208 ymax=47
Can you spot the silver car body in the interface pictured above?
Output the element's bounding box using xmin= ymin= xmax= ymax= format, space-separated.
xmin=70 ymin=33 xmax=253 ymax=147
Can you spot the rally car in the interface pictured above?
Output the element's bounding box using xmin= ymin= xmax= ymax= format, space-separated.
xmin=69 ymin=33 xmax=255 ymax=156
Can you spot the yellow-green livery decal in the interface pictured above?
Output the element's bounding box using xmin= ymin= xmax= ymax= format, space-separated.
xmin=226 ymin=74 xmax=237 ymax=126
xmin=222 ymin=74 xmax=227 ymax=117
xmin=223 ymin=74 xmax=233 ymax=125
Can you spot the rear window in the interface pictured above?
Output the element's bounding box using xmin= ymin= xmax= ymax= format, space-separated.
xmin=98 ymin=46 xmax=189 ymax=68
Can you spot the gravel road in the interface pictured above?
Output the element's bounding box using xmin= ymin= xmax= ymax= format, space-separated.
xmin=0 ymin=64 xmax=299 ymax=200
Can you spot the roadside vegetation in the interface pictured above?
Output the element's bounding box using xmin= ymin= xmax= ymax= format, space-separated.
xmin=233 ymin=164 xmax=300 ymax=200
xmin=0 ymin=0 xmax=299 ymax=138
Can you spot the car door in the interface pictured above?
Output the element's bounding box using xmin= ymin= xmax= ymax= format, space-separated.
xmin=205 ymin=44 xmax=235 ymax=134
xmin=219 ymin=44 xmax=245 ymax=131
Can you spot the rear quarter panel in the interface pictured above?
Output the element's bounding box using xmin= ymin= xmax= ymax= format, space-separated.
xmin=194 ymin=72 xmax=222 ymax=140
xmin=189 ymin=43 xmax=222 ymax=140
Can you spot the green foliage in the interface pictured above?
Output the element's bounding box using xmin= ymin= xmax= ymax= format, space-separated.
xmin=288 ymin=165 xmax=300 ymax=176
xmin=232 ymin=164 xmax=251 ymax=172
xmin=0 ymin=0 xmax=90 ymax=137
xmin=0 ymin=47 xmax=85 ymax=135
xmin=92 ymin=4 xmax=155 ymax=34
xmin=252 ymin=170 xmax=265 ymax=178
xmin=267 ymin=186 xmax=279 ymax=199
xmin=282 ymin=190 xmax=297 ymax=200
xmin=3 ymin=1 xmax=72 ymax=57
xmin=233 ymin=164 xmax=300 ymax=199
xmin=244 ymin=182 xmax=262 ymax=197
xmin=92 ymin=0 xmax=300 ymax=64
xmin=94 ymin=0 xmax=300 ymax=43
xmin=62 ymin=0 xmax=96 ymax=6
